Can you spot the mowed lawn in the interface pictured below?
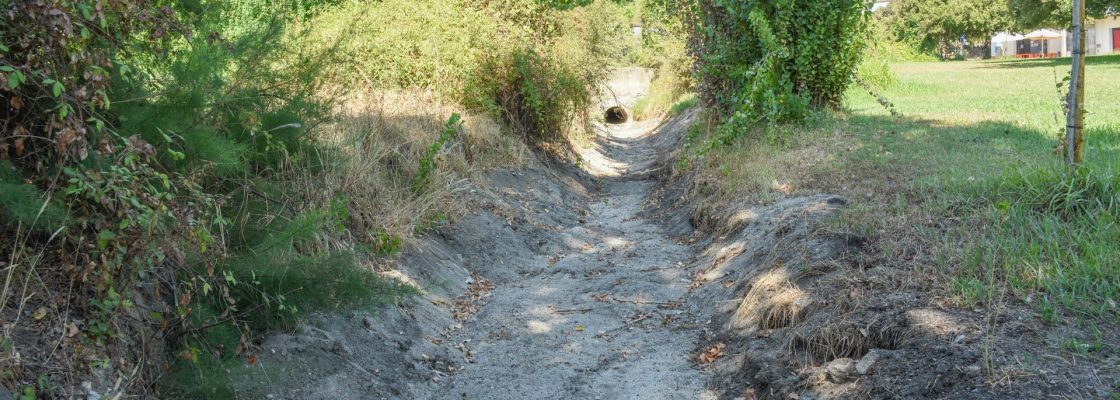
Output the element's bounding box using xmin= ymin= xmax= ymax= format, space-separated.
xmin=854 ymin=55 xmax=1120 ymax=131
xmin=838 ymin=55 xmax=1120 ymax=323
xmin=847 ymin=55 xmax=1120 ymax=179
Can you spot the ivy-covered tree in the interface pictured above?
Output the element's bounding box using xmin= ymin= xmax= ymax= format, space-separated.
xmin=690 ymin=0 xmax=869 ymax=128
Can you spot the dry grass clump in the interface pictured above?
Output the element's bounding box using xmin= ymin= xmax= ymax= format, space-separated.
xmin=306 ymin=89 xmax=529 ymax=247
xmin=789 ymin=317 xmax=913 ymax=363
xmin=731 ymin=269 xmax=814 ymax=331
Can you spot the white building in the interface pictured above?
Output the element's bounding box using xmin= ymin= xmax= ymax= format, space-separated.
xmin=991 ymin=29 xmax=1068 ymax=57
xmin=991 ymin=16 xmax=1120 ymax=58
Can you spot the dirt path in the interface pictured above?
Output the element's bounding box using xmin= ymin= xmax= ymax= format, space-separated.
xmin=417 ymin=133 xmax=709 ymax=398
xmin=242 ymin=69 xmax=714 ymax=400
xmin=414 ymin=74 xmax=713 ymax=400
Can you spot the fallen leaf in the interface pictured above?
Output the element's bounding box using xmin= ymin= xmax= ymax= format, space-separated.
xmin=697 ymin=342 xmax=726 ymax=364
xmin=32 ymin=307 xmax=48 ymax=321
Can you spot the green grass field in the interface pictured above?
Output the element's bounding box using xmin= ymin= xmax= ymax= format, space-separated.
xmin=842 ymin=54 xmax=1120 ymax=322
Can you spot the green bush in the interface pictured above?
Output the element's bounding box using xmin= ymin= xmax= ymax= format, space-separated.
xmin=308 ymin=0 xmax=510 ymax=95
xmin=2 ymin=0 xmax=626 ymax=395
xmin=0 ymin=161 xmax=68 ymax=234
xmin=627 ymin=1 xmax=695 ymax=120
xmin=690 ymin=0 xmax=869 ymax=130
xmin=473 ymin=48 xmax=597 ymax=141
xmin=1 ymin=0 xmax=427 ymax=393
xmin=308 ymin=0 xmax=619 ymax=144
xmin=864 ymin=17 xmax=939 ymax=63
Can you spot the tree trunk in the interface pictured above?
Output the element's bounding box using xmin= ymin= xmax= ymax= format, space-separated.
xmin=1066 ymin=0 xmax=1086 ymax=165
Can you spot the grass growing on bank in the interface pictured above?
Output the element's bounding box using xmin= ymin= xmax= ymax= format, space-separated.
xmin=632 ymin=64 xmax=695 ymax=120
xmin=846 ymin=55 xmax=1120 ymax=322
xmin=691 ymin=54 xmax=1120 ymax=326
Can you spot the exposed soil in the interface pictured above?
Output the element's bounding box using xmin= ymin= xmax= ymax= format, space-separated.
xmin=236 ymin=68 xmax=716 ymax=399
xmin=234 ymin=69 xmax=1119 ymax=400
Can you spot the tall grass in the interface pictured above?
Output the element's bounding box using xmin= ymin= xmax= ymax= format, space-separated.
xmin=633 ymin=72 xmax=695 ymax=120
xmin=956 ymin=166 xmax=1120 ymax=320
xmin=848 ymin=56 xmax=1120 ymax=323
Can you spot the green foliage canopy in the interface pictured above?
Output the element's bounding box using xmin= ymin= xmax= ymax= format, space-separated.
xmin=879 ymin=0 xmax=1012 ymax=56
xmin=1008 ymin=0 xmax=1119 ymax=29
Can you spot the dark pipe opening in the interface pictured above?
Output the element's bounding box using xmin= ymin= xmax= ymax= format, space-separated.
xmin=604 ymin=106 xmax=628 ymax=124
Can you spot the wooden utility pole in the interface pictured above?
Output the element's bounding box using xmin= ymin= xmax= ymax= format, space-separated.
xmin=1066 ymin=0 xmax=1086 ymax=165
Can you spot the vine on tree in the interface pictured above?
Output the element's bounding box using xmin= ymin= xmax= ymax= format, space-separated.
xmin=689 ymin=0 xmax=869 ymax=144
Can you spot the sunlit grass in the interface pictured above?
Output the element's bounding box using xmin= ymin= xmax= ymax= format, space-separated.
xmin=701 ymin=54 xmax=1120 ymax=324
xmin=843 ymin=54 xmax=1120 ymax=322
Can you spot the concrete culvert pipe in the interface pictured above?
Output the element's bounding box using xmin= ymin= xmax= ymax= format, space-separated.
xmin=604 ymin=106 xmax=628 ymax=124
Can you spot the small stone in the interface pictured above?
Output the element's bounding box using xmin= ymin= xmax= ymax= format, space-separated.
xmin=856 ymin=350 xmax=882 ymax=375
xmin=826 ymin=358 xmax=858 ymax=383
xmin=964 ymin=365 xmax=982 ymax=376
xmin=81 ymin=382 xmax=100 ymax=400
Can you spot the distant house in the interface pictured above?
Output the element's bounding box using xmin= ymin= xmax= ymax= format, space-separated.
xmin=991 ymin=16 xmax=1120 ymax=58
